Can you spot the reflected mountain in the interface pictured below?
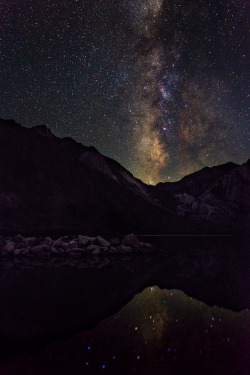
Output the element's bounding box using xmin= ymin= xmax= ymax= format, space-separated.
xmin=1 ymin=286 xmax=249 ymax=375
xmin=0 ymin=237 xmax=249 ymax=364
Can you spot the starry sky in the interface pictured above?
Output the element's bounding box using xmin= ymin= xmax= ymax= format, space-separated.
xmin=1 ymin=0 xmax=249 ymax=183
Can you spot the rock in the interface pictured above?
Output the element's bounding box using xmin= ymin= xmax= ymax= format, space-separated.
xmin=96 ymin=236 xmax=110 ymax=247
xmin=56 ymin=248 xmax=65 ymax=254
xmin=53 ymin=238 xmax=64 ymax=248
xmin=52 ymin=258 xmax=66 ymax=267
xmin=117 ymin=245 xmax=132 ymax=253
xmin=42 ymin=236 xmax=53 ymax=245
xmin=108 ymin=246 xmax=118 ymax=253
xmin=110 ymin=237 xmax=120 ymax=246
xmin=88 ymin=256 xmax=100 ymax=265
xmin=92 ymin=248 xmax=102 ymax=255
xmin=61 ymin=242 xmax=69 ymax=249
xmin=66 ymin=247 xmax=85 ymax=255
xmin=14 ymin=249 xmax=23 ymax=256
xmin=31 ymin=244 xmax=49 ymax=253
xmin=121 ymin=234 xmax=140 ymax=249
xmin=83 ymin=236 xmax=96 ymax=244
xmin=51 ymin=247 xmax=59 ymax=255
xmin=100 ymin=247 xmax=109 ymax=252
xmin=38 ymin=252 xmax=50 ymax=258
xmin=65 ymin=248 xmax=72 ymax=254
xmin=71 ymin=247 xmax=87 ymax=254
xmin=78 ymin=236 xmax=90 ymax=247
xmin=77 ymin=262 xmax=89 ymax=269
xmin=87 ymin=244 xmax=100 ymax=252
xmin=14 ymin=234 xmax=28 ymax=246
xmin=96 ymin=258 xmax=110 ymax=269
xmin=140 ymin=242 xmax=154 ymax=251
xmin=26 ymin=237 xmax=37 ymax=246
xmin=68 ymin=251 xmax=82 ymax=257
xmin=68 ymin=240 xmax=77 ymax=247
xmin=3 ymin=241 xmax=15 ymax=253
xmin=60 ymin=236 xmax=69 ymax=241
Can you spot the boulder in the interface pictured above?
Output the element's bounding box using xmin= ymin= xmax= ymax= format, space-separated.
xmin=96 ymin=236 xmax=110 ymax=247
xmin=31 ymin=244 xmax=49 ymax=253
xmin=42 ymin=236 xmax=53 ymax=245
xmin=117 ymin=245 xmax=132 ymax=253
xmin=84 ymin=236 xmax=96 ymax=243
xmin=100 ymin=247 xmax=109 ymax=252
xmin=52 ymin=258 xmax=66 ymax=267
xmin=87 ymin=244 xmax=100 ymax=252
xmin=68 ymin=251 xmax=82 ymax=257
xmin=92 ymin=248 xmax=102 ymax=255
xmin=53 ymin=238 xmax=64 ymax=249
xmin=56 ymin=248 xmax=65 ymax=254
xmin=71 ymin=247 xmax=87 ymax=254
xmin=78 ymin=236 xmax=90 ymax=247
xmin=140 ymin=242 xmax=154 ymax=251
xmin=61 ymin=242 xmax=69 ymax=249
xmin=88 ymin=256 xmax=100 ymax=265
xmin=60 ymin=236 xmax=69 ymax=241
xmin=97 ymin=258 xmax=110 ymax=269
xmin=38 ymin=252 xmax=51 ymax=258
xmin=14 ymin=234 xmax=28 ymax=246
xmin=26 ymin=237 xmax=37 ymax=246
xmin=51 ymin=247 xmax=59 ymax=255
xmin=14 ymin=248 xmax=23 ymax=256
xmin=121 ymin=234 xmax=140 ymax=249
xmin=110 ymin=237 xmax=120 ymax=246
xmin=68 ymin=240 xmax=77 ymax=247
xmin=108 ymin=246 xmax=118 ymax=254
xmin=3 ymin=241 xmax=15 ymax=253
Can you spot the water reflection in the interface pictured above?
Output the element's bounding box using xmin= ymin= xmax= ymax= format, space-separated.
xmin=1 ymin=286 xmax=249 ymax=375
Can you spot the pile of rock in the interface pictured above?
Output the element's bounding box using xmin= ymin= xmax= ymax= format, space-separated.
xmin=0 ymin=234 xmax=154 ymax=258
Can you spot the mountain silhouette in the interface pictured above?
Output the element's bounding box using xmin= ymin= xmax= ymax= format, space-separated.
xmin=0 ymin=118 xmax=249 ymax=235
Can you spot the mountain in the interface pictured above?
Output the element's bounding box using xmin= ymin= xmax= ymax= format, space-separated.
xmin=151 ymin=160 xmax=250 ymax=233
xmin=0 ymin=118 xmax=249 ymax=235
xmin=0 ymin=118 xmax=184 ymax=235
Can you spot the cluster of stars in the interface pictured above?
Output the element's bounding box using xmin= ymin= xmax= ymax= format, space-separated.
xmin=0 ymin=0 xmax=249 ymax=183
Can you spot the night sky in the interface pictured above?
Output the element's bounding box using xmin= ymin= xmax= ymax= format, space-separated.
xmin=1 ymin=0 xmax=249 ymax=183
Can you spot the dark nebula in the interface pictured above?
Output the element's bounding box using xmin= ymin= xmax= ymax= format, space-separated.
xmin=1 ymin=0 xmax=249 ymax=183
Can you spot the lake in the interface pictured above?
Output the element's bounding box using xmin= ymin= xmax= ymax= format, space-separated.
xmin=0 ymin=236 xmax=249 ymax=374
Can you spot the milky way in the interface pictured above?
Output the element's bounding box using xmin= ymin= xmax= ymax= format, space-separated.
xmin=0 ymin=0 xmax=249 ymax=183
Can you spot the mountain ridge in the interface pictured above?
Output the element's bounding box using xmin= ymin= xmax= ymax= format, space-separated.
xmin=0 ymin=118 xmax=249 ymax=235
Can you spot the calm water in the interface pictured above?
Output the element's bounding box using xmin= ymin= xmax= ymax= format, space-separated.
xmin=0 ymin=237 xmax=249 ymax=374
xmin=1 ymin=286 xmax=249 ymax=375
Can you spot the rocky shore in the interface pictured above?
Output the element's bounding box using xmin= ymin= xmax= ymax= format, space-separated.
xmin=0 ymin=233 xmax=154 ymax=258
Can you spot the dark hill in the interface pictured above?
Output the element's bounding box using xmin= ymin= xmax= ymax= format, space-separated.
xmin=0 ymin=118 xmax=249 ymax=235
xmin=0 ymin=119 xmax=183 ymax=235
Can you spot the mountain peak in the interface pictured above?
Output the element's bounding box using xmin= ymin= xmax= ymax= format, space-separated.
xmin=0 ymin=117 xmax=249 ymax=235
xmin=31 ymin=125 xmax=55 ymax=138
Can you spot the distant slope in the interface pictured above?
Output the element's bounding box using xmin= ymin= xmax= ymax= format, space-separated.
xmin=151 ymin=160 xmax=250 ymax=233
xmin=0 ymin=118 xmax=185 ymax=235
xmin=0 ymin=118 xmax=249 ymax=235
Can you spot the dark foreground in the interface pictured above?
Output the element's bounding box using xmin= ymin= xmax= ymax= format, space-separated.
xmin=0 ymin=237 xmax=249 ymax=374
